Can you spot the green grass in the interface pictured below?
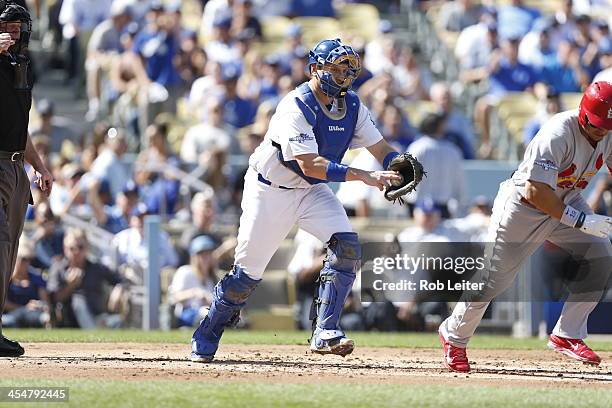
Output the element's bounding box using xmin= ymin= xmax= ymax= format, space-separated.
xmin=4 ymin=329 xmax=612 ymax=351
xmin=0 ymin=380 xmax=609 ymax=408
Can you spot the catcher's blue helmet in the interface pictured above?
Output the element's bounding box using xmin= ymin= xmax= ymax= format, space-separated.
xmin=308 ymin=39 xmax=361 ymax=98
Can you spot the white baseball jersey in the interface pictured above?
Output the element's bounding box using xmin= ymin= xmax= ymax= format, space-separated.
xmin=233 ymin=84 xmax=386 ymax=279
xmin=249 ymin=86 xmax=383 ymax=189
xmin=512 ymin=109 xmax=612 ymax=203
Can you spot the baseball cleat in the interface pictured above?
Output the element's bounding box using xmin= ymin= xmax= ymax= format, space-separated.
xmin=190 ymin=350 xmax=215 ymax=363
xmin=310 ymin=328 xmax=355 ymax=357
xmin=190 ymin=316 xmax=222 ymax=364
xmin=547 ymin=334 xmax=601 ymax=366
xmin=439 ymin=330 xmax=470 ymax=373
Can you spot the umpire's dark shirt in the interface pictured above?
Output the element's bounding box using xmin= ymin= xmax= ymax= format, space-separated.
xmin=0 ymin=54 xmax=31 ymax=151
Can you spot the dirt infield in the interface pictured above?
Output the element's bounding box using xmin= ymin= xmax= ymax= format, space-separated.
xmin=2 ymin=343 xmax=611 ymax=388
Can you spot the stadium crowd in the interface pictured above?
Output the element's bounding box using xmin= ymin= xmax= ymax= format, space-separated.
xmin=3 ymin=0 xmax=610 ymax=331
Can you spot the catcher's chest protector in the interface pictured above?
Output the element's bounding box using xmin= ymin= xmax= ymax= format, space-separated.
xmin=295 ymin=82 xmax=359 ymax=164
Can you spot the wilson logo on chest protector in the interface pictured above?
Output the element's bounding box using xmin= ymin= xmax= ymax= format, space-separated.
xmin=328 ymin=125 xmax=345 ymax=131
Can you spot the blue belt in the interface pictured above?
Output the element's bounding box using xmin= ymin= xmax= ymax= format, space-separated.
xmin=257 ymin=173 xmax=292 ymax=190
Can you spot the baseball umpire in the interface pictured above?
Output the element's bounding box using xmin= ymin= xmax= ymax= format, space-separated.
xmin=190 ymin=38 xmax=424 ymax=362
xmin=0 ymin=0 xmax=52 ymax=357
xmin=439 ymin=81 xmax=612 ymax=372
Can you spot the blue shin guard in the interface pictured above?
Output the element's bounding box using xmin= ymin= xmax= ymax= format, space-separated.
xmin=191 ymin=265 xmax=260 ymax=362
xmin=310 ymin=232 xmax=361 ymax=355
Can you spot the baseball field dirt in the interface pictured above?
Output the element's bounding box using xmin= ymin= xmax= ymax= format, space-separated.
xmin=4 ymin=342 xmax=612 ymax=386
xmin=1 ymin=330 xmax=611 ymax=407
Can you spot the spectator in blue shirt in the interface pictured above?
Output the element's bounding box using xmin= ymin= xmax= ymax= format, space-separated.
xmin=258 ymin=54 xmax=283 ymax=102
xmin=430 ymin=82 xmax=476 ymax=159
xmin=132 ymin=8 xmax=180 ymax=88
xmin=488 ymin=38 xmax=539 ymax=96
xmin=219 ymin=63 xmax=256 ymax=129
xmin=231 ymin=0 xmax=263 ymax=40
xmin=132 ymin=5 xmax=182 ymax=132
xmin=30 ymin=202 xmax=64 ymax=270
xmin=539 ymin=41 xmax=588 ymax=93
xmin=2 ymin=236 xmax=49 ymax=328
xmin=290 ymin=0 xmax=334 ymax=17
xmin=497 ymin=0 xmax=540 ymax=40
xmin=380 ymin=104 xmax=416 ymax=152
xmin=569 ymin=14 xmax=601 ymax=80
xmin=90 ymin=179 xmax=141 ymax=234
xmin=474 ymin=37 xmax=538 ymax=157
xmin=518 ymin=17 xmax=557 ymax=69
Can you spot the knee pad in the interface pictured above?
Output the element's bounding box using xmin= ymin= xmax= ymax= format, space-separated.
xmin=197 ymin=265 xmax=260 ymax=340
xmin=326 ymin=232 xmax=361 ymax=273
xmin=312 ymin=232 xmax=361 ymax=330
xmin=215 ymin=264 xmax=261 ymax=307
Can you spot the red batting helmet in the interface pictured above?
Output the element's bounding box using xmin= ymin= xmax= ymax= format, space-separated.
xmin=578 ymin=81 xmax=612 ymax=130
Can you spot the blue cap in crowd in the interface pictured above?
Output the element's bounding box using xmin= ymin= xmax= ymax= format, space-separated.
xmin=599 ymin=38 xmax=612 ymax=55
xmin=149 ymin=0 xmax=164 ymax=12
xmin=486 ymin=21 xmax=498 ymax=32
xmin=165 ymin=1 xmax=182 ymax=14
xmin=263 ymin=54 xmax=281 ymax=67
xmin=221 ymin=62 xmax=241 ymax=81
xmin=379 ymin=19 xmax=393 ymax=34
xmin=37 ymin=98 xmax=54 ymax=116
xmin=415 ymin=198 xmax=442 ymax=215
xmin=286 ymin=23 xmax=303 ymax=38
xmin=189 ymin=235 xmax=217 ymax=255
xmin=471 ymin=195 xmax=491 ymax=208
xmin=122 ymin=179 xmax=139 ymax=196
xmin=532 ymin=17 xmax=553 ymax=34
xmin=131 ymin=203 xmax=150 ymax=217
xmin=98 ymin=179 xmax=112 ymax=196
xmin=213 ymin=15 xmax=232 ymax=29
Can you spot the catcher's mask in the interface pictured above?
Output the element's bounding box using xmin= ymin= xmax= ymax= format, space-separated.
xmin=0 ymin=1 xmax=32 ymax=57
xmin=308 ymin=38 xmax=361 ymax=98
xmin=0 ymin=1 xmax=32 ymax=90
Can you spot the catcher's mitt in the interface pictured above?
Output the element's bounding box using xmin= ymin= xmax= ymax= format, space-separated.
xmin=384 ymin=153 xmax=426 ymax=204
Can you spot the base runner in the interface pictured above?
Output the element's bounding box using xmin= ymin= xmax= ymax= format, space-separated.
xmin=439 ymin=82 xmax=612 ymax=372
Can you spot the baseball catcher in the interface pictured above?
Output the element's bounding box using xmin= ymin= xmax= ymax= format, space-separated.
xmin=190 ymin=38 xmax=424 ymax=363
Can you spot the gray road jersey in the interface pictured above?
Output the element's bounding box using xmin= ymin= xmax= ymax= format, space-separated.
xmin=512 ymin=109 xmax=612 ymax=204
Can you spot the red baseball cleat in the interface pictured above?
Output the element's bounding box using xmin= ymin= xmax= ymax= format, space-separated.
xmin=439 ymin=331 xmax=470 ymax=373
xmin=547 ymin=335 xmax=601 ymax=366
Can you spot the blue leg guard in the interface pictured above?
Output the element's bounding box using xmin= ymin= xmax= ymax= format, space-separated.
xmin=191 ymin=265 xmax=260 ymax=362
xmin=310 ymin=232 xmax=361 ymax=356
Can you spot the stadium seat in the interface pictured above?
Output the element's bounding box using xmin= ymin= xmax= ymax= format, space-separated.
xmin=261 ymin=15 xmax=293 ymax=43
xmin=178 ymin=0 xmax=202 ymax=33
xmin=293 ymin=17 xmax=342 ymax=47
xmin=496 ymin=93 xmax=537 ymax=121
xmin=401 ymin=100 xmax=437 ymax=126
xmin=561 ymin=92 xmax=582 ymax=111
xmin=248 ymin=269 xmax=290 ymax=309
xmin=497 ymin=0 xmax=562 ymax=15
xmin=247 ymin=307 xmax=295 ymax=330
xmin=336 ymin=3 xmax=380 ymax=41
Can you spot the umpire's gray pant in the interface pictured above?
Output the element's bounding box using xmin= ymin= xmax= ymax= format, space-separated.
xmin=0 ymin=157 xmax=31 ymax=336
xmin=441 ymin=180 xmax=612 ymax=347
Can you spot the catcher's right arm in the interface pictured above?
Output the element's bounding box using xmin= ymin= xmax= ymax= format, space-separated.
xmin=384 ymin=152 xmax=426 ymax=204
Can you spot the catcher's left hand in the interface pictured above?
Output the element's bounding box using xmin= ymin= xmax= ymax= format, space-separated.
xmin=384 ymin=153 xmax=426 ymax=204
